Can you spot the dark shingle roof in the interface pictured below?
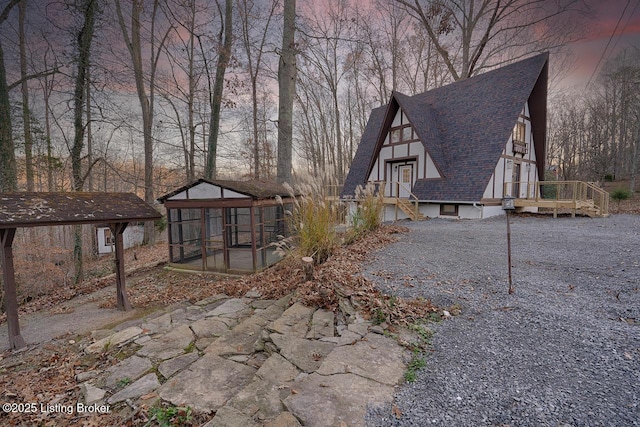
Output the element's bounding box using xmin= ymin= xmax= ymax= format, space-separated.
xmin=0 ymin=192 xmax=161 ymax=228
xmin=342 ymin=53 xmax=548 ymax=202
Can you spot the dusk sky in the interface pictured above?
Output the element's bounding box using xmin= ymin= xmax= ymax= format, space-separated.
xmin=562 ymin=0 xmax=640 ymax=89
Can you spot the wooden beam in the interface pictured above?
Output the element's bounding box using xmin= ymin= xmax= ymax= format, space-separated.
xmin=1 ymin=228 xmax=26 ymax=350
xmin=109 ymin=222 xmax=132 ymax=311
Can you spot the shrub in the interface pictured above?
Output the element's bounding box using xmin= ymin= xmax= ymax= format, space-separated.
xmin=284 ymin=179 xmax=340 ymax=265
xmin=350 ymin=184 xmax=384 ymax=236
xmin=611 ymin=188 xmax=632 ymax=205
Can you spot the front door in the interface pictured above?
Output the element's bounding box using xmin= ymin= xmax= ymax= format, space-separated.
xmin=398 ymin=164 xmax=413 ymax=198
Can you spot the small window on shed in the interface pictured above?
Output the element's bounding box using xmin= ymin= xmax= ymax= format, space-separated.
xmin=440 ymin=204 xmax=458 ymax=216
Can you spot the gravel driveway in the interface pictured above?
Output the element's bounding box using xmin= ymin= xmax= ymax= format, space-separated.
xmin=364 ymin=214 xmax=640 ymax=427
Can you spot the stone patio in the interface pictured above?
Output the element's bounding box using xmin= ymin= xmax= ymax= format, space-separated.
xmin=77 ymin=292 xmax=411 ymax=426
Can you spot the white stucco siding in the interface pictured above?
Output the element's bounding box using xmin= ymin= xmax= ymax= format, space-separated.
xmin=368 ymin=107 xmax=439 ymax=190
xmin=425 ymin=154 xmax=441 ymax=179
xmin=486 ymin=101 xmax=539 ymax=200
xmin=168 ymin=182 xmax=251 ymax=200
xmin=168 ymin=182 xmax=220 ymax=200
xmin=483 ymin=174 xmax=495 ymax=199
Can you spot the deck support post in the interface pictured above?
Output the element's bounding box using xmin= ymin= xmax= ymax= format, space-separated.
xmin=109 ymin=222 xmax=132 ymax=311
xmin=1 ymin=228 xmax=26 ymax=349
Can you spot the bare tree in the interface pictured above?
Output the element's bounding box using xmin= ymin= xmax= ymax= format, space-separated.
xmin=205 ymin=0 xmax=233 ymax=179
xmin=18 ymin=0 xmax=35 ymax=190
xmin=69 ymin=0 xmax=97 ymax=283
xmin=277 ymin=0 xmax=296 ymax=184
xmin=394 ymin=0 xmax=585 ymax=80
xmin=0 ymin=0 xmax=21 ymax=192
xmin=115 ymin=0 xmax=172 ymax=244
xmin=238 ymin=0 xmax=278 ymax=179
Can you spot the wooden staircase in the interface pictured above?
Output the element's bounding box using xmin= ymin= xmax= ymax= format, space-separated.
xmin=395 ymin=197 xmax=425 ymax=221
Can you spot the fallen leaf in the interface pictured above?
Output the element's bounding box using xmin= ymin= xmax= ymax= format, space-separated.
xmin=392 ymin=404 xmax=402 ymax=418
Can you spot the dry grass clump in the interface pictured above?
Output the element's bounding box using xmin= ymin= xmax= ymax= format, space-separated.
xmin=279 ymin=175 xmax=342 ymax=265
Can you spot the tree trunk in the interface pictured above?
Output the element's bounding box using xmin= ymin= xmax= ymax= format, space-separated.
xmin=0 ymin=1 xmax=20 ymax=192
xmin=205 ymin=0 xmax=233 ymax=180
xmin=19 ymin=0 xmax=34 ymax=191
xmin=71 ymin=0 xmax=97 ymax=284
xmin=277 ymin=0 xmax=296 ymax=185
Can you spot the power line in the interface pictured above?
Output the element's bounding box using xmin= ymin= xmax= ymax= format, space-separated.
xmin=610 ymin=0 xmax=640 ymax=56
xmin=586 ymin=0 xmax=632 ymax=88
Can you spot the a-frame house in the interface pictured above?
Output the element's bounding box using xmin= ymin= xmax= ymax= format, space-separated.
xmin=342 ymin=53 xmax=549 ymax=219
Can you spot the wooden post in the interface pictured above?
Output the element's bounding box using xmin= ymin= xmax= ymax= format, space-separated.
xmin=109 ymin=222 xmax=132 ymax=311
xmin=506 ymin=212 xmax=514 ymax=294
xmin=1 ymin=228 xmax=26 ymax=349
xmin=302 ymin=256 xmax=314 ymax=281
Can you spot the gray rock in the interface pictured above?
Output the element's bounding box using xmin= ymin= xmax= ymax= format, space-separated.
xmin=229 ymin=379 xmax=290 ymax=420
xmin=158 ymin=352 xmax=199 ymax=379
xmin=137 ymin=325 xmax=194 ymax=361
xmin=319 ymin=330 xmax=362 ymax=346
xmin=141 ymin=313 xmax=172 ymax=334
xmin=270 ymin=334 xmax=335 ymax=373
xmin=263 ymin=411 xmax=302 ymax=427
xmin=206 ymin=298 xmax=251 ymax=319
xmin=75 ymin=370 xmax=98 ymax=382
xmin=194 ymin=294 xmax=228 ymax=306
xmin=256 ymin=353 xmax=300 ymax=384
xmin=85 ymin=326 xmax=144 ymax=353
xmin=347 ymin=322 xmax=370 ymax=337
xmin=307 ymin=309 xmax=335 ymax=339
xmin=316 ymin=333 xmax=407 ymax=386
xmin=251 ymin=299 xmax=276 ymax=309
xmin=245 ymin=290 xmax=262 ymax=298
xmin=81 ymin=382 xmax=106 ymax=405
xmin=203 ymin=405 xmax=259 ymax=427
xmin=107 ymin=373 xmax=160 ymax=404
xmin=195 ymin=337 xmax=216 ymax=351
xmin=269 ymin=302 xmax=314 ymax=337
xmin=186 ymin=305 xmax=205 ymax=321
xmin=370 ymin=325 xmax=384 ymax=335
xmin=255 ymin=301 xmax=289 ymax=322
xmin=190 ymin=317 xmax=230 ymax=338
xmin=158 ymin=354 xmax=256 ymax=413
xmin=105 ymin=355 xmax=153 ymax=389
xmin=170 ymin=308 xmax=187 ymax=323
xmin=283 ymin=373 xmax=394 ymax=427
xmin=205 ymin=316 xmax=265 ymax=356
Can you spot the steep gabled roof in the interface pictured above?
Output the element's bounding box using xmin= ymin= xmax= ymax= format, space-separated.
xmin=342 ymin=52 xmax=548 ymax=202
xmin=157 ymin=178 xmax=294 ymax=202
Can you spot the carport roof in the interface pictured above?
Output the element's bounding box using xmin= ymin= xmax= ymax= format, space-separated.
xmin=0 ymin=192 xmax=161 ymax=229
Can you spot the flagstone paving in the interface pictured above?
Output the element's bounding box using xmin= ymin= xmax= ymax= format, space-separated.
xmin=76 ymin=292 xmax=411 ymax=426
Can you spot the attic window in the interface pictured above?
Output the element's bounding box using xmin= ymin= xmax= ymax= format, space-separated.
xmin=390 ymin=124 xmax=415 ymax=144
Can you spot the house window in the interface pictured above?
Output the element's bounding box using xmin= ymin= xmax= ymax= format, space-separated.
xmin=440 ymin=204 xmax=458 ymax=216
xmin=391 ymin=128 xmax=401 ymax=143
xmin=402 ymin=167 xmax=412 ymax=183
xmin=389 ymin=124 xmax=416 ymax=144
xmin=512 ymin=122 xmax=527 ymax=155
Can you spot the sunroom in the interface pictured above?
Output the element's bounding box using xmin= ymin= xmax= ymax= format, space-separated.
xmin=158 ymin=179 xmax=294 ymax=274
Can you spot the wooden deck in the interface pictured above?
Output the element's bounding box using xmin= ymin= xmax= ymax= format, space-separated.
xmin=509 ymin=181 xmax=609 ymax=218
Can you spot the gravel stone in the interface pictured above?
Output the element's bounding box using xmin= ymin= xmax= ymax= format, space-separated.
xmin=364 ymin=215 xmax=640 ymax=427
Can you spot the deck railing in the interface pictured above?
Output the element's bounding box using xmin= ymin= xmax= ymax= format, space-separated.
xmin=504 ymin=180 xmax=609 ymax=217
